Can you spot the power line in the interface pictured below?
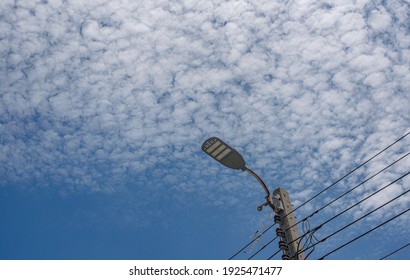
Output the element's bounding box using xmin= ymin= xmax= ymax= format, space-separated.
xmin=288 ymin=169 xmax=410 ymax=253
xmin=300 ymin=151 xmax=410 ymax=221
xmin=248 ymin=235 xmax=277 ymax=259
xmin=296 ymin=218 xmax=319 ymax=259
xmin=267 ymin=174 xmax=410 ymax=260
xmin=289 ymin=131 xmax=410 ymax=215
xmin=283 ymin=151 xmax=410 ymax=248
xmin=228 ymin=131 xmax=410 ymax=259
xmin=380 ymin=242 xmax=410 ymax=260
xmin=228 ymin=223 xmax=275 ymax=260
xmin=318 ymin=207 xmax=410 ymax=260
xmin=267 ymin=248 xmax=281 ymax=260
xmin=267 ymin=221 xmax=322 ymax=260
xmin=244 ymin=211 xmax=273 ymax=255
xmin=299 ymin=185 xmax=410 ymax=258
xmin=264 ymin=166 xmax=409 ymax=260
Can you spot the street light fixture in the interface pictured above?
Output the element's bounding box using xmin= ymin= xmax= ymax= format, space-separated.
xmin=201 ymin=136 xmax=273 ymax=211
xmin=201 ymin=137 xmax=246 ymax=171
xmin=201 ymin=137 xmax=305 ymax=260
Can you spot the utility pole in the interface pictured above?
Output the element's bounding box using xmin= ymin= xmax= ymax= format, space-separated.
xmin=271 ymin=187 xmax=305 ymax=260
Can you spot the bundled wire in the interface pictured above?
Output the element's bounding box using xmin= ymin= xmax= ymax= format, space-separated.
xmin=297 ymin=218 xmax=320 ymax=259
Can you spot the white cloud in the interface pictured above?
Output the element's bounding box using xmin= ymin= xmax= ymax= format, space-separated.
xmin=1 ymin=0 xmax=409 ymax=258
xmin=368 ymin=8 xmax=392 ymax=32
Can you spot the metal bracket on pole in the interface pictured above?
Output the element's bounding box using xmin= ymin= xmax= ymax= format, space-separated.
xmin=271 ymin=193 xmax=284 ymax=213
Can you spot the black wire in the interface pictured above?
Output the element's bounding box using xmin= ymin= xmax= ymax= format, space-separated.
xmin=306 ymin=151 xmax=409 ymax=217
xmin=253 ymin=153 xmax=409 ymax=260
xmin=318 ymin=207 xmax=410 ymax=260
xmin=301 ymin=186 xmax=410 ymax=256
xmin=228 ymin=131 xmax=410 ymax=259
xmin=291 ymin=151 xmax=410 ymax=234
xmin=288 ymin=171 xmax=410 ymax=252
xmin=299 ymin=219 xmax=320 ymax=259
xmin=298 ymin=219 xmax=309 ymax=255
xmin=380 ymin=242 xmax=410 ymax=260
xmin=303 ymin=229 xmax=320 ymax=259
xmin=295 ymin=218 xmax=313 ymax=259
xmin=289 ymin=131 xmax=410 ymax=216
xmin=268 ymin=133 xmax=410 ymax=245
xmin=285 ymin=159 xmax=410 ymax=250
xmin=248 ymin=236 xmax=278 ymax=260
xmin=304 ymin=235 xmax=315 ymax=260
xmin=267 ymin=248 xmax=281 ymax=260
xmin=265 ymin=217 xmax=315 ymax=260
xmin=228 ymin=223 xmax=275 ymax=260
xmin=262 ymin=166 xmax=410 ymax=260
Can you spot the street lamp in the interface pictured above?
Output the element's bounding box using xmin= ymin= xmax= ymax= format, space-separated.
xmin=201 ymin=136 xmax=274 ymax=212
xmin=201 ymin=137 xmax=306 ymax=260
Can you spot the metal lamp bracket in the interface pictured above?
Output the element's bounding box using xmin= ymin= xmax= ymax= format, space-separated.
xmin=271 ymin=193 xmax=284 ymax=213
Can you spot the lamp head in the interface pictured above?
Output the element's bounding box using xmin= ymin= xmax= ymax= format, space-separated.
xmin=201 ymin=137 xmax=246 ymax=171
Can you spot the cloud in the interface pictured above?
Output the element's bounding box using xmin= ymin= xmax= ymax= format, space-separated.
xmin=1 ymin=0 xmax=409 ymax=257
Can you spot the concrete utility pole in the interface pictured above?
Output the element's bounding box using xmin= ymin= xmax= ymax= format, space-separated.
xmin=271 ymin=188 xmax=305 ymax=260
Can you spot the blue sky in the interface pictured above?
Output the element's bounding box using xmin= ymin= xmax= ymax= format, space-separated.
xmin=0 ymin=0 xmax=409 ymax=260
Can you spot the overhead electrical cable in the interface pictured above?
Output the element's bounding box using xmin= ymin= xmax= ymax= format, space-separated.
xmin=267 ymin=248 xmax=281 ymax=260
xmin=228 ymin=223 xmax=276 ymax=260
xmin=286 ymin=155 xmax=410 ymax=247
xmin=298 ymin=186 xmax=410 ymax=259
xmin=380 ymin=242 xmax=410 ymax=260
xmin=288 ymin=131 xmax=410 ymax=216
xmin=289 ymin=170 xmax=410 ymax=255
xmin=298 ymin=151 xmax=410 ymax=221
xmin=244 ymin=211 xmax=273 ymax=255
xmin=248 ymin=236 xmax=277 ymax=260
xmin=228 ymin=131 xmax=410 ymax=259
xmin=263 ymin=165 xmax=409 ymax=260
xmin=287 ymin=168 xmax=410 ymax=250
xmin=277 ymin=133 xmax=410 ymax=239
xmin=318 ymin=207 xmax=410 ymax=260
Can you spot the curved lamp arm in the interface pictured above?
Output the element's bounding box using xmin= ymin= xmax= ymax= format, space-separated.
xmin=244 ymin=166 xmax=271 ymax=199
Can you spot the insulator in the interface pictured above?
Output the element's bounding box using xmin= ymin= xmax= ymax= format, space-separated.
xmin=278 ymin=240 xmax=288 ymax=251
xmin=274 ymin=215 xmax=281 ymax=224
xmin=275 ymin=228 xmax=285 ymax=238
xmin=282 ymin=254 xmax=290 ymax=260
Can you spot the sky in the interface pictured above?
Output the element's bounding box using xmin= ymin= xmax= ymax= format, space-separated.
xmin=0 ymin=0 xmax=409 ymax=260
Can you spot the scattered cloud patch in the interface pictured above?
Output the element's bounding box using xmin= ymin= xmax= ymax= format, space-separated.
xmin=0 ymin=0 xmax=409 ymax=259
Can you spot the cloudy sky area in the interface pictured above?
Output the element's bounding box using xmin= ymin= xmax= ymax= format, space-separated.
xmin=1 ymin=0 xmax=409 ymax=259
